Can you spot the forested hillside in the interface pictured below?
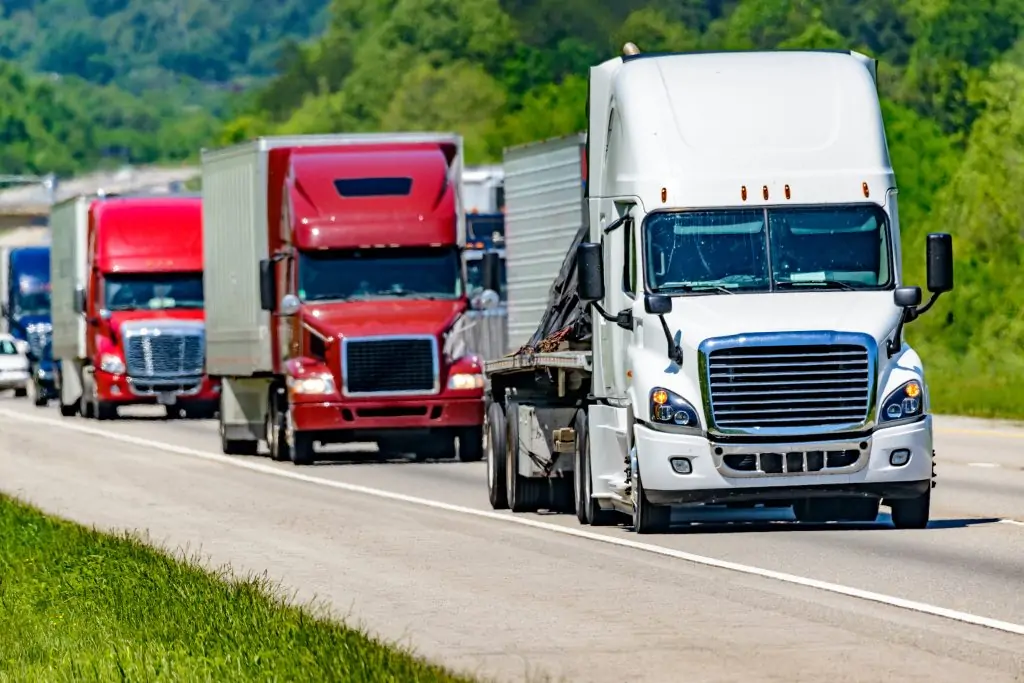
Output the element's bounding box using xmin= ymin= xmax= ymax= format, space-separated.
xmin=2 ymin=0 xmax=1022 ymax=417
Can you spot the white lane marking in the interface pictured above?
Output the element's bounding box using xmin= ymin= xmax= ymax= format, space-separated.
xmin=998 ymin=519 xmax=1024 ymax=527
xmin=968 ymin=463 xmax=1001 ymax=468
xmin=3 ymin=407 xmax=1024 ymax=639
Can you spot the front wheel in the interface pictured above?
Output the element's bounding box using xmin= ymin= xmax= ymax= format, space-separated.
xmin=889 ymin=489 xmax=930 ymax=529
xmin=573 ymin=409 xmax=619 ymax=526
xmin=291 ymin=432 xmax=316 ymax=466
xmin=632 ymin=463 xmax=671 ymax=534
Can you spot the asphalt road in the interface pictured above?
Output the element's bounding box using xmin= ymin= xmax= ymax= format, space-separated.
xmin=0 ymin=397 xmax=1021 ymax=682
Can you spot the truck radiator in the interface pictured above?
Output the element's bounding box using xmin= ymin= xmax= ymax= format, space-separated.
xmin=707 ymin=343 xmax=871 ymax=431
xmin=342 ymin=336 xmax=438 ymax=395
xmin=124 ymin=332 xmax=204 ymax=378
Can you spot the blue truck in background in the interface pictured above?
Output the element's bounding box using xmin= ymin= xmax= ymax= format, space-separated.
xmin=0 ymin=245 xmax=56 ymax=406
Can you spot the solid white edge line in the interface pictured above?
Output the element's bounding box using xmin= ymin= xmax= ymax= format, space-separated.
xmin=2 ymin=406 xmax=1024 ymax=638
xmin=999 ymin=519 xmax=1024 ymax=528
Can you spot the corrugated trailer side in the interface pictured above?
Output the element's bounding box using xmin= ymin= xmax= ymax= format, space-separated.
xmin=49 ymin=196 xmax=88 ymax=363
xmin=201 ymin=142 xmax=273 ymax=377
xmin=503 ymin=133 xmax=587 ymax=350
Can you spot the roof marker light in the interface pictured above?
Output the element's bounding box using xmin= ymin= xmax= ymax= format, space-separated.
xmin=660 ymin=187 xmax=667 ymax=202
xmin=741 ymin=185 xmax=747 ymax=201
xmin=623 ymin=42 xmax=640 ymax=56
xmin=862 ymin=182 xmax=870 ymax=198
xmin=762 ymin=185 xmax=769 ymax=200
xmin=784 ymin=184 xmax=791 ymax=200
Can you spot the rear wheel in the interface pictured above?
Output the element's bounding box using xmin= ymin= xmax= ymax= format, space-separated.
xmin=504 ymin=402 xmax=547 ymax=513
xmin=486 ymin=401 xmax=508 ymax=510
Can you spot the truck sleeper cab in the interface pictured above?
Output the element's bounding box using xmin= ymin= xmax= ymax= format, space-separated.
xmin=483 ymin=47 xmax=954 ymax=533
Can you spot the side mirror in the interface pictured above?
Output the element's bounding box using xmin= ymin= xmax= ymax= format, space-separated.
xmin=926 ymin=233 xmax=953 ymax=293
xmin=73 ymin=287 xmax=85 ymax=314
xmin=893 ymin=286 xmax=921 ymax=309
xmin=481 ymin=251 xmax=501 ymax=293
xmin=259 ymin=259 xmax=276 ymax=312
xmin=577 ymin=242 xmax=605 ymax=302
xmin=279 ymin=294 xmax=300 ymax=316
xmin=644 ymin=294 xmax=672 ymax=315
xmin=473 ymin=289 xmax=500 ymax=311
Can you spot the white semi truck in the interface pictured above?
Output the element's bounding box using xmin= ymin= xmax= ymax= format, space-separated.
xmin=481 ymin=46 xmax=954 ymax=532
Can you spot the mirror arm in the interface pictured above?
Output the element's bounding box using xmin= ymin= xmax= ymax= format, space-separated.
xmin=591 ymin=302 xmax=632 ymax=330
xmin=657 ymin=314 xmax=684 ymax=366
xmin=913 ymin=291 xmax=941 ymax=317
xmin=602 ymin=216 xmax=629 ymax=235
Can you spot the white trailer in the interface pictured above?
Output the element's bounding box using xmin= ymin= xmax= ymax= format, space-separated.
xmin=49 ymin=195 xmax=90 ymax=416
xmin=483 ymin=46 xmax=954 ymax=532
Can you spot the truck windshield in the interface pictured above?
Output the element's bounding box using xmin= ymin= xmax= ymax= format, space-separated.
xmin=298 ymin=247 xmax=462 ymax=302
xmin=643 ymin=205 xmax=892 ymax=293
xmin=14 ymin=290 xmax=50 ymax=317
xmin=104 ymin=272 xmax=204 ymax=310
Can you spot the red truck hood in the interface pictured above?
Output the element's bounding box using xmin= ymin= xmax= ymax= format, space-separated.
xmin=303 ymin=299 xmax=465 ymax=338
xmin=109 ymin=309 xmax=205 ymax=328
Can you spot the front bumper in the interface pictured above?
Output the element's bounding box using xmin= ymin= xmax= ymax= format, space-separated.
xmin=291 ymin=395 xmax=484 ymax=439
xmin=94 ymin=369 xmax=222 ymax=405
xmin=635 ymin=416 xmax=933 ymax=505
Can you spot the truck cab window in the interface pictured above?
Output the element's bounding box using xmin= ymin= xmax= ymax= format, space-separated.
xmin=297 ymin=247 xmax=462 ymax=302
xmin=104 ymin=272 xmax=205 ymax=310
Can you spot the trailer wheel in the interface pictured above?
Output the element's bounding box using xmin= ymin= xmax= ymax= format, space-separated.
xmin=486 ymin=401 xmax=508 ymax=510
xmin=573 ymin=410 xmax=619 ymax=526
xmin=219 ymin=417 xmax=258 ymax=456
xmin=504 ymin=401 xmax=547 ymax=513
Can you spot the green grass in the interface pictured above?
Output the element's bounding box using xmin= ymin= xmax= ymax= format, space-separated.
xmin=0 ymin=494 xmax=478 ymax=682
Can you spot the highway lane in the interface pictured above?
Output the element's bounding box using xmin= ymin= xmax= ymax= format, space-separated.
xmin=0 ymin=398 xmax=1021 ymax=682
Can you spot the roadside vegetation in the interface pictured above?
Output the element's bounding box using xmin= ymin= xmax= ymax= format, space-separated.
xmin=0 ymin=494 xmax=476 ymax=682
xmin=1 ymin=0 xmax=1022 ymax=418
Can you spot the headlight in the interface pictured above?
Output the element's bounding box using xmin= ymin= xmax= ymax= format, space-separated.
xmin=287 ymin=372 xmax=336 ymax=395
xmin=880 ymin=380 xmax=923 ymax=422
xmin=448 ymin=372 xmax=484 ymax=390
xmin=649 ymin=387 xmax=701 ymax=430
xmin=99 ymin=353 xmax=124 ymax=374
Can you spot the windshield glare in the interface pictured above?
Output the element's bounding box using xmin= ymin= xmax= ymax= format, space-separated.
xmin=298 ymin=247 xmax=462 ymax=302
xmin=644 ymin=205 xmax=892 ymax=293
xmin=104 ymin=272 xmax=204 ymax=311
xmin=15 ymin=290 xmax=50 ymax=317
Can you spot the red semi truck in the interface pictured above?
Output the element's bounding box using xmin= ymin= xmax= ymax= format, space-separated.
xmin=201 ymin=133 xmax=486 ymax=465
xmin=49 ymin=193 xmax=221 ymax=419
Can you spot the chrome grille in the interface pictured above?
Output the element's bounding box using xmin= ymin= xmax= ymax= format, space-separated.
xmin=705 ymin=340 xmax=872 ymax=433
xmin=342 ymin=336 xmax=438 ymax=396
xmin=123 ymin=328 xmax=204 ymax=378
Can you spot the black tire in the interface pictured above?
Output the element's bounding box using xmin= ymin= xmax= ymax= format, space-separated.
xmin=219 ymin=418 xmax=258 ymax=456
xmin=291 ymin=432 xmax=316 ymax=466
xmin=632 ymin=464 xmax=671 ymax=534
xmin=266 ymin=397 xmax=290 ymax=462
xmin=13 ymin=387 xmax=28 ymax=398
xmin=574 ymin=409 xmax=619 ymax=526
xmin=504 ymin=402 xmax=547 ymax=513
xmin=95 ymin=401 xmax=118 ymax=420
xmin=59 ymin=400 xmax=77 ymax=417
xmin=794 ymin=497 xmax=880 ymax=523
xmin=486 ymin=401 xmax=508 ymax=510
xmin=889 ymin=489 xmax=930 ymax=529
xmin=33 ymin=392 xmax=48 ymax=407
xmin=457 ymin=425 xmax=484 ymax=462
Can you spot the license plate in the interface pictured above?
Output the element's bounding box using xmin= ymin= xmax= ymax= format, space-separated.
xmin=157 ymin=392 xmax=176 ymax=405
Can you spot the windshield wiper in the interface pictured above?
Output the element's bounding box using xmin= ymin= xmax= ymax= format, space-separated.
xmin=663 ymin=284 xmax=736 ymax=295
xmin=776 ymin=280 xmax=857 ymax=291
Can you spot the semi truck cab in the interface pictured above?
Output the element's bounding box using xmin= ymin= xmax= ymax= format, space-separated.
xmin=0 ymin=246 xmax=56 ymax=404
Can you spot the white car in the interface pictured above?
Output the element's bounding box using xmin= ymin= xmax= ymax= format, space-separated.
xmin=0 ymin=334 xmax=30 ymax=397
